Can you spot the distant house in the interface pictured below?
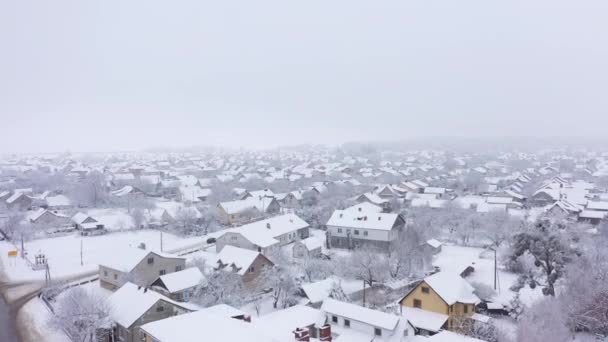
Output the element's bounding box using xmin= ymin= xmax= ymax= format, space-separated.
xmin=354 ymin=192 xmax=391 ymax=212
xmin=400 ymin=272 xmax=480 ymax=330
xmin=71 ymin=212 xmax=106 ymax=235
xmin=217 ymin=196 xmax=280 ymax=225
xmin=424 ymin=239 xmax=443 ymax=255
xmin=326 ymin=209 xmax=405 ymax=250
xmin=5 ymin=192 xmax=32 ymax=211
xmin=107 ymin=282 xmax=193 ymax=342
xmin=44 ymin=194 xmax=72 ymax=210
xmin=99 ymin=248 xmax=186 ymax=291
xmin=215 ymin=214 xmax=310 ymax=255
xmin=215 ymin=245 xmax=274 ymax=283
xmin=577 ymin=210 xmax=606 ymax=225
xmin=292 ymin=236 xmax=323 ymax=258
xmin=150 ymin=267 xmax=206 ymax=302
xmin=29 ymin=209 xmax=71 ymax=228
xmin=275 ymin=191 xmax=303 ymax=208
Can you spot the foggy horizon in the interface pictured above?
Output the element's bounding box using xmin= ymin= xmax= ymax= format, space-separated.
xmin=2 ymin=0 xmax=607 ymax=153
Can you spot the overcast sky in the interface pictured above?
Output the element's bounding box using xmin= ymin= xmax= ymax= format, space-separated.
xmin=1 ymin=0 xmax=607 ymax=153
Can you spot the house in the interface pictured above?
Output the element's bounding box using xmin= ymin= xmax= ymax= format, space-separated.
xmin=256 ymin=305 xmax=325 ymax=340
xmin=150 ymin=267 xmax=206 ymax=302
xmin=44 ymin=194 xmax=72 ymax=210
xmin=577 ymin=210 xmax=606 ymax=225
xmin=29 ymin=208 xmax=71 ymax=227
xmin=400 ymin=272 xmax=480 ymax=330
xmin=108 ymin=282 xmax=194 ymax=342
xmin=215 ymin=245 xmax=274 ymax=283
xmin=326 ymin=209 xmax=405 ymax=250
xmin=321 ymin=298 xmax=415 ymax=341
xmin=423 ymin=239 xmax=443 ymax=255
xmin=217 ymin=196 xmax=281 ymax=225
xmin=215 ymin=214 xmax=310 ymax=255
xmin=71 ymin=212 xmax=106 ymax=235
xmin=354 ymin=193 xmax=391 ymax=211
xmin=400 ymin=306 xmax=448 ymax=336
xmin=292 ymin=236 xmax=323 ymax=258
xmin=275 ymin=190 xmax=304 ymax=208
xmin=139 ymin=309 xmax=280 ymax=342
xmin=99 ymin=248 xmax=186 ymax=291
xmin=5 ymin=192 xmax=32 ymax=211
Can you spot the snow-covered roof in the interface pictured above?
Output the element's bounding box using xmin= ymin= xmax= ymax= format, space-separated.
xmin=423 ymin=272 xmax=479 ymax=305
xmin=321 ymin=298 xmax=400 ymax=331
xmin=326 ymin=210 xmax=401 ymax=231
xmin=400 ymin=306 xmax=448 ymax=333
xmin=256 ymin=305 xmax=325 ymax=340
xmin=427 ymin=330 xmax=486 ymax=342
xmin=100 ymin=248 xmax=184 ymax=273
xmin=217 ymin=245 xmax=262 ymax=275
xmin=219 ymin=214 xmax=309 ymax=248
xmin=426 ymin=239 xmax=442 ymax=249
xmin=108 ymin=282 xmax=191 ymax=328
xmin=299 ymin=236 xmax=323 ymax=251
xmin=586 ymin=201 xmax=608 ymax=211
xmin=45 ymin=194 xmax=71 ymax=207
xmin=140 ymin=310 xmax=279 ymax=342
xmin=219 ymin=196 xmax=276 ymax=215
xmin=344 ymin=202 xmax=383 ymax=214
xmin=71 ymin=212 xmax=95 ymax=224
xmin=155 ymin=267 xmax=205 ymax=293
xmin=579 ymin=210 xmax=606 ymax=219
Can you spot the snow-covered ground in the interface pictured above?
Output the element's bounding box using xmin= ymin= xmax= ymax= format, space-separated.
xmin=17 ymin=297 xmax=70 ymax=342
xmin=0 ymin=230 xmax=205 ymax=283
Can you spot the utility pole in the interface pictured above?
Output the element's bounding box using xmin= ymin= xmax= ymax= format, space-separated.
xmin=80 ymin=237 xmax=83 ymax=266
xmin=160 ymin=232 xmax=163 ymax=252
xmin=21 ymin=233 xmax=24 ymax=258
xmin=494 ymin=248 xmax=497 ymax=291
xmin=362 ymin=280 xmax=366 ymax=307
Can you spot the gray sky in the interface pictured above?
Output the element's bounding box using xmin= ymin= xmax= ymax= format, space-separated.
xmin=1 ymin=0 xmax=607 ymax=153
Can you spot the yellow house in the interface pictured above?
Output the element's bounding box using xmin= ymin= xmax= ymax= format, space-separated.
xmin=400 ymin=272 xmax=479 ymax=330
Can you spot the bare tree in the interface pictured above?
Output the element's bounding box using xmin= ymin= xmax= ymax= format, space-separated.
xmin=49 ymin=287 xmax=112 ymax=342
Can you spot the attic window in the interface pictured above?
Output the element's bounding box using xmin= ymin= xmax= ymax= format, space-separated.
xmin=421 ymin=287 xmax=430 ymax=294
xmin=147 ymin=257 xmax=154 ymax=265
xmin=375 ymin=328 xmax=382 ymax=336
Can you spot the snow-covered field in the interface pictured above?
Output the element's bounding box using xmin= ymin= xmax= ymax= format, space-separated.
xmin=0 ymin=230 xmax=206 ymax=283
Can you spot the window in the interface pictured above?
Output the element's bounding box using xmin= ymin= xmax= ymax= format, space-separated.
xmin=332 ymin=316 xmax=338 ymax=323
xmin=337 ymin=228 xmax=343 ymax=233
xmin=363 ymin=231 xmax=368 ymax=236
xmin=156 ymin=305 xmax=164 ymax=312
xmin=374 ymin=328 xmax=382 ymax=336
xmin=404 ymin=329 xmax=409 ymax=337
xmin=354 ymin=230 xmax=359 ymax=235
xmin=344 ymin=319 xmax=350 ymax=327
xmin=413 ymin=299 xmax=422 ymax=308
xmin=147 ymin=257 xmax=154 ymax=265
xmin=421 ymin=286 xmax=430 ymax=294
xmin=231 ymin=236 xmax=237 ymax=241
xmin=103 ymin=270 xmax=108 ymax=276
xmin=464 ymin=305 xmax=468 ymax=314
xmin=175 ymin=265 xmax=183 ymax=272
xmin=248 ymin=266 xmax=255 ymax=273
xmin=114 ymin=274 xmax=118 ymax=280
xmin=449 ymin=305 xmax=453 ymax=313
xmin=159 ymin=269 xmax=166 ymax=276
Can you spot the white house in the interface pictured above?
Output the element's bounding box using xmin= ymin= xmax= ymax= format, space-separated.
xmin=326 ymin=209 xmax=405 ymax=250
xmin=321 ymin=298 xmax=415 ymax=341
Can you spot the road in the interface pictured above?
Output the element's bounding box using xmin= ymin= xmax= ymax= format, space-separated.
xmin=0 ymin=295 xmax=18 ymax=342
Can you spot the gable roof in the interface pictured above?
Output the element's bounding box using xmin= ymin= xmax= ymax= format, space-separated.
xmin=327 ymin=210 xmax=402 ymax=231
xmin=108 ymin=282 xmax=192 ymax=328
xmin=154 ymin=268 xmax=205 ymax=293
xmin=100 ymin=248 xmax=185 ymax=273
xmin=217 ymin=246 xmax=267 ymax=275
xmin=422 ymin=272 xmax=479 ymax=305
xmin=321 ymin=298 xmax=400 ymax=331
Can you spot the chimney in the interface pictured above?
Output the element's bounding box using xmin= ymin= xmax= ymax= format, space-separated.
xmin=293 ymin=328 xmax=310 ymax=342
xmin=243 ymin=315 xmax=251 ymax=323
xmin=358 ymin=207 xmax=362 ymax=212
xmin=266 ymin=223 xmax=271 ymax=229
xmin=378 ymin=216 xmax=381 ymax=221
xmin=364 ymin=216 xmax=368 ymax=221
xmin=319 ymin=324 xmax=332 ymax=341
xmin=339 ymin=213 xmax=343 ymax=218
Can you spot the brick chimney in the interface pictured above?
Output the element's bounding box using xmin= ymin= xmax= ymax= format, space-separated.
xmin=243 ymin=315 xmax=251 ymax=323
xmin=319 ymin=324 xmax=332 ymax=341
xmin=293 ymin=327 xmax=310 ymax=342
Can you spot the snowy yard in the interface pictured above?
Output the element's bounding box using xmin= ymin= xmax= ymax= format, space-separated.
xmin=0 ymin=230 xmax=206 ymax=283
xmin=433 ymin=244 xmax=544 ymax=307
